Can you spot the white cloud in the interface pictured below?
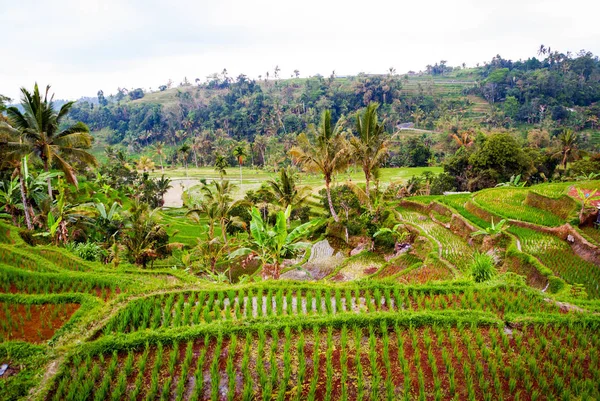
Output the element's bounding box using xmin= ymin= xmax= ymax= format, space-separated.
xmin=1 ymin=0 xmax=599 ymax=100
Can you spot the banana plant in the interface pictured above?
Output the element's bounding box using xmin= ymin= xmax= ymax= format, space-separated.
xmin=229 ymin=206 xmax=324 ymax=279
xmin=574 ymin=187 xmax=600 ymax=224
xmin=495 ymin=174 xmax=526 ymax=188
xmin=0 ymin=179 xmax=21 ymax=225
xmin=471 ymin=218 xmax=509 ymax=237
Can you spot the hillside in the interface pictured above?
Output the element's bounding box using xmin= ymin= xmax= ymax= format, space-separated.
xmin=1 ymin=179 xmax=599 ymax=400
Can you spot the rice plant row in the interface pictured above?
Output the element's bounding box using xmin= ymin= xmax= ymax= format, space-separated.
xmin=49 ymin=322 xmax=600 ymax=401
xmin=511 ymin=226 xmax=600 ymax=298
xmin=0 ymin=246 xmax=59 ymax=273
xmin=0 ymin=301 xmax=80 ymax=343
xmin=396 ymin=210 xmax=475 ymax=270
xmin=474 ymin=189 xmax=565 ymax=227
xmin=102 ymin=286 xmax=562 ymax=335
xmin=0 ymin=264 xmax=122 ymax=299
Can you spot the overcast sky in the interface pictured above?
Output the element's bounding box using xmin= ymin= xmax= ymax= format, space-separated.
xmin=2 ymin=0 xmax=599 ymax=101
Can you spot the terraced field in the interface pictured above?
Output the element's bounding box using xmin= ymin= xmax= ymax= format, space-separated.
xmin=1 ymin=179 xmax=600 ymax=400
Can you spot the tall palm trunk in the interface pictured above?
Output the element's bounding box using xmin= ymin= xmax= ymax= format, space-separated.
xmin=562 ymin=149 xmax=569 ymax=170
xmin=325 ymin=178 xmax=339 ymax=222
xmin=239 ymin=162 xmax=243 ymax=191
xmin=18 ymin=169 xmax=32 ymax=230
xmin=364 ymin=168 xmax=371 ymax=209
xmin=43 ymin=159 xmax=53 ymax=200
xmin=160 ymin=156 xmax=164 ymax=172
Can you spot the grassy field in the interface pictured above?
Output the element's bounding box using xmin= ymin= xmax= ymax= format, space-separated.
xmin=155 ymin=166 xmax=443 ymax=205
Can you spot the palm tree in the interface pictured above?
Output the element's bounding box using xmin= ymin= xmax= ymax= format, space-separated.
xmin=232 ymin=144 xmax=248 ymax=190
xmin=451 ymin=131 xmax=474 ymax=148
xmin=151 ymin=142 xmax=166 ymax=171
xmin=214 ymin=154 xmax=229 ymax=182
xmin=6 ymin=84 xmax=96 ymax=199
xmin=350 ymin=103 xmax=389 ymax=208
xmin=178 ymin=144 xmax=191 ymax=176
xmin=289 ymin=110 xmax=349 ymax=222
xmin=136 ymin=156 xmax=155 ymax=172
xmin=155 ymin=175 xmax=172 ymax=207
xmin=186 ymin=181 xmax=246 ymax=271
xmin=554 ymin=129 xmax=580 ymax=170
xmin=268 ymin=167 xmax=312 ymax=218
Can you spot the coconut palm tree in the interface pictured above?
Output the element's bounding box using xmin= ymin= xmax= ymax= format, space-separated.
xmin=178 ymin=144 xmax=191 ymax=176
xmin=350 ymin=102 xmax=389 ymax=208
xmin=232 ymin=143 xmax=248 ymax=190
xmin=452 ymin=131 xmax=474 ymax=148
xmin=214 ymin=154 xmax=229 ymax=182
xmin=268 ymin=167 xmax=312 ymax=218
xmin=186 ymin=180 xmax=246 ymax=271
xmin=6 ymin=84 xmax=96 ymax=199
xmin=289 ymin=110 xmax=349 ymax=222
xmin=151 ymin=142 xmax=166 ymax=171
xmin=554 ymin=129 xmax=581 ymax=170
xmin=136 ymin=156 xmax=155 ymax=172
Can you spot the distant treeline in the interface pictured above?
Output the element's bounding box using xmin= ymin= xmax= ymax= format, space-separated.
xmin=63 ymin=48 xmax=600 ymax=159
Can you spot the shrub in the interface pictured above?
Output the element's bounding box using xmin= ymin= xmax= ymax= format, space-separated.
xmin=65 ymin=241 xmax=104 ymax=262
xmin=470 ymin=252 xmax=496 ymax=283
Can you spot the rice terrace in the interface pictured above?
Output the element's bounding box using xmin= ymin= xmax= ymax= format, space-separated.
xmin=2 ymin=9 xmax=600 ymax=399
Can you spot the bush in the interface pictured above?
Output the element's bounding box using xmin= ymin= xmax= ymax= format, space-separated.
xmin=470 ymin=252 xmax=496 ymax=283
xmin=65 ymin=241 xmax=104 ymax=262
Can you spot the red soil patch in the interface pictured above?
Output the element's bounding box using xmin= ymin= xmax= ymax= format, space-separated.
xmin=0 ymin=303 xmax=80 ymax=343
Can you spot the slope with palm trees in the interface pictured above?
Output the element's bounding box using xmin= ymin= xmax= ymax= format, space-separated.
xmin=5 ymin=84 xmax=97 ymax=199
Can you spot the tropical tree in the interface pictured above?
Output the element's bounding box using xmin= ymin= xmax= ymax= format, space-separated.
xmin=214 ymin=153 xmax=229 ymax=182
xmin=554 ymin=129 xmax=581 ymax=170
xmin=93 ymin=201 xmax=123 ymax=242
xmin=186 ymin=180 xmax=247 ymax=271
xmin=289 ymin=110 xmax=349 ymax=222
xmin=0 ymin=178 xmax=21 ymax=225
xmin=136 ymin=156 xmax=155 ymax=172
xmin=452 ymin=131 xmax=474 ymax=148
xmin=178 ymin=144 xmax=191 ymax=176
xmin=229 ymin=206 xmax=323 ymax=279
xmin=187 ymin=181 xmax=245 ymax=242
xmin=155 ymin=175 xmax=172 ymax=207
xmin=573 ymin=187 xmax=600 ymax=224
xmin=121 ymin=201 xmax=171 ymax=267
xmin=6 ymin=84 xmax=96 ymax=199
xmin=232 ymin=143 xmax=248 ymax=190
xmin=351 ymin=102 xmax=389 ymax=207
xmin=268 ymin=167 xmax=312 ymax=218
xmin=151 ymin=142 xmax=166 ymax=171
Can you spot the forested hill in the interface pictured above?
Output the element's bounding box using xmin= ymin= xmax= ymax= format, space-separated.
xmin=65 ymin=49 xmax=600 ymax=157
